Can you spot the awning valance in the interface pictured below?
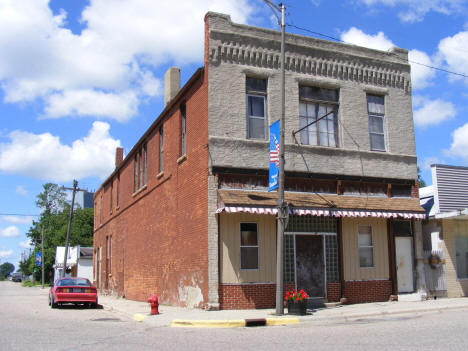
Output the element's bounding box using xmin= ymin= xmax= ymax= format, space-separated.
xmin=216 ymin=189 xmax=426 ymax=220
xmin=216 ymin=206 xmax=425 ymax=219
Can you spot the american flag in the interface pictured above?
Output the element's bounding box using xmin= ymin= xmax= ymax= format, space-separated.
xmin=270 ymin=135 xmax=279 ymax=167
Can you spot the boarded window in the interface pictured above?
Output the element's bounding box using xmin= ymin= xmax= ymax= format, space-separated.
xmin=455 ymin=237 xmax=468 ymax=279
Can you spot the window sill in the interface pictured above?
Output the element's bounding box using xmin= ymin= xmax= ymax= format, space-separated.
xmin=132 ymin=184 xmax=147 ymax=197
xmin=157 ymin=171 xmax=164 ymax=179
xmin=177 ymin=154 xmax=187 ymax=164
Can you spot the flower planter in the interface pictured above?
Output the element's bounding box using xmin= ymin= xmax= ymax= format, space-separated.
xmin=287 ymin=300 xmax=307 ymax=315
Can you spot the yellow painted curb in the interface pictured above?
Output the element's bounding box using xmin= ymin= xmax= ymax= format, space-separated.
xmin=266 ymin=318 xmax=300 ymax=326
xmin=133 ymin=313 xmax=146 ymax=322
xmin=171 ymin=319 xmax=246 ymax=328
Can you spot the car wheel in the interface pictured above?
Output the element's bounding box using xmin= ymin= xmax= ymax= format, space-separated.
xmin=51 ymin=296 xmax=58 ymax=309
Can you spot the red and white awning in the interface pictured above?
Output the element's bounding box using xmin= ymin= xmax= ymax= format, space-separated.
xmin=216 ymin=206 xmax=426 ymax=219
xmin=216 ymin=206 xmax=278 ymax=215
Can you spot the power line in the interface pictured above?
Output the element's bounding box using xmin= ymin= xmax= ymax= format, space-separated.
xmin=286 ymin=23 xmax=468 ymax=80
xmin=0 ymin=213 xmax=39 ymax=217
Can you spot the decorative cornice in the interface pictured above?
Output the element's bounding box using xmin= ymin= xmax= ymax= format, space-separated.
xmin=209 ymin=31 xmax=411 ymax=93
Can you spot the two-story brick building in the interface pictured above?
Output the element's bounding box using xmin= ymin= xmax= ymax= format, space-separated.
xmin=93 ymin=12 xmax=426 ymax=310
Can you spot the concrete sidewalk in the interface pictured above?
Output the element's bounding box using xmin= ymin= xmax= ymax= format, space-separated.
xmin=98 ymin=294 xmax=468 ymax=328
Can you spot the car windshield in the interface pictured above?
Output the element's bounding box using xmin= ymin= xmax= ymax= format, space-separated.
xmin=57 ymin=278 xmax=91 ymax=287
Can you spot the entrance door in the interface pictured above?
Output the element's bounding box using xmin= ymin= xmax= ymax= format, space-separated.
xmin=295 ymin=235 xmax=324 ymax=297
xmin=395 ymin=237 xmax=414 ymax=293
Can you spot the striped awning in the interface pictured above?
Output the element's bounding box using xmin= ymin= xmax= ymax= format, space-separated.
xmin=216 ymin=206 xmax=426 ymax=219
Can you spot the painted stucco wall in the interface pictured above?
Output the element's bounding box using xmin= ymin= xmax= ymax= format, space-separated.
xmin=206 ymin=12 xmax=417 ymax=180
xmin=441 ymin=219 xmax=468 ymax=297
xmin=342 ymin=217 xmax=389 ymax=281
xmin=219 ymin=213 xmax=276 ymax=284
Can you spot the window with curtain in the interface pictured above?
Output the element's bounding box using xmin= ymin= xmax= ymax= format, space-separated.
xmin=367 ymin=94 xmax=386 ymax=151
xmin=299 ymin=86 xmax=338 ymax=147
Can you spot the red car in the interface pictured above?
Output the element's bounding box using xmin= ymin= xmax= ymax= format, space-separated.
xmin=49 ymin=277 xmax=98 ymax=308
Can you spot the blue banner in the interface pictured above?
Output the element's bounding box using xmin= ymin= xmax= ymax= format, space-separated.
xmin=35 ymin=252 xmax=42 ymax=267
xmin=268 ymin=120 xmax=280 ymax=192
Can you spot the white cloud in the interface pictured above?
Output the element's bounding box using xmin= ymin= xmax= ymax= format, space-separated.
xmin=19 ymin=239 xmax=32 ymax=249
xmin=15 ymin=185 xmax=27 ymax=196
xmin=438 ymin=31 xmax=468 ymax=81
xmin=358 ymin=0 xmax=467 ymax=22
xmin=446 ymin=123 xmax=468 ymax=161
xmin=0 ymin=226 xmax=20 ymax=238
xmin=44 ymin=90 xmax=139 ymax=122
xmin=0 ymin=250 xmax=13 ymax=258
xmin=340 ymin=28 xmax=435 ymax=89
xmin=341 ymin=27 xmax=394 ymax=51
xmin=0 ymin=121 xmax=120 ymax=181
xmin=420 ymin=157 xmax=442 ymax=171
xmin=408 ymin=50 xmax=436 ymax=90
xmin=0 ymin=0 xmax=255 ymax=120
xmin=0 ymin=215 xmax=34 ymax=225
xmin=413 ymin=96 xmax=456 ymax=127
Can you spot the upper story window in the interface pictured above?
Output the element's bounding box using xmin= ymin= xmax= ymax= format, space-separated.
xmin=367 ymin=94 xmax=386 ymax=151
xmin=299 ymin=86 xmax=338 ymax=147
xmin=246 ymin=77 xmax=267 ymax=140
xmin=180 ymin=104 xmax=186 ymax=156
xmin=109 ymin=182 xmax=113 ymax=214
xmin=133 ymin=143 xmax=147 ymax=193
xmin=159 ymin=125 xmax=164 ymax=173
xmin=99 ymin=194 xmax=103 ymax=225
xmin=116 ymin=173 xmax=120 ymax=208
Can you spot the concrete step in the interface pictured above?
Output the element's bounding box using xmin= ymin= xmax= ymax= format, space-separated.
xmin=307 ymin=297 xmax=327 ymax=309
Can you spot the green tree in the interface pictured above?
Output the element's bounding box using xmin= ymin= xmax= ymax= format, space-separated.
xmin=20 ymin=184 xmax=94 ymax=282
xmin=0 ymin=262 xmax=15 ymax=278
xmin=35 ymin=183 xmax=67 ymax=215
xmin=418 ymin=167 xmax=426 ymax=188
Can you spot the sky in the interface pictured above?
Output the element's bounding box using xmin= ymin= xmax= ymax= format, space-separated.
xmin=1 ymin=0 xmax=468 ymax=270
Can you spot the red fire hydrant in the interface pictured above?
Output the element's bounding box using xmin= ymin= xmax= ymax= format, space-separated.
xmin=147 ymin=294 xmax=159 ymax=315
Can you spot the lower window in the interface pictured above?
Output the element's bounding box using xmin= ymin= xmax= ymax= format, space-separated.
xmin=358 ymin=225 xmax=374 ymax=268
xmin=240 ymin=223 xmax=258 ymax=270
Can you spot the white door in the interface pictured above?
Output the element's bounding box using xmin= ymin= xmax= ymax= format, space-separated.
xmin=395 ymin=237 xmax=414 ymax=293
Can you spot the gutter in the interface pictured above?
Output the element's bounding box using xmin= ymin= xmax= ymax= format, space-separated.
xmin=435 ymin=208 xmax=468 ymax=219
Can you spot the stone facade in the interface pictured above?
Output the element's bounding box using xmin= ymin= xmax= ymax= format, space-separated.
xmin=206 ymin=13 xmax=417 ymax=180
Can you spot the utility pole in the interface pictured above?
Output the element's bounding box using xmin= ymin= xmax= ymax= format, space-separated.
xmin=41 ymin=226 xmax=44 ymax=288
xmin=264 ymin=0 xmax=286 ymax=315
xmin=61 ymin=180 xmax=86 ymax=278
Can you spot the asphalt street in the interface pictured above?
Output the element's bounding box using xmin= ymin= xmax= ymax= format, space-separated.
xmin=2 ymin=281 xmax=468 ymax=351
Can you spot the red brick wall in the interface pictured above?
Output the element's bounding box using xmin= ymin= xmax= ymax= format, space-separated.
xmin=326 ymin=282 xmax=341 ymax=302
xmin=343 ymin=280 xmax=392 ymax=304
xmin=219 ymin=283 xmax=296 ymax=310
xmin=93 ymin=70 xmax=209 ymax=307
